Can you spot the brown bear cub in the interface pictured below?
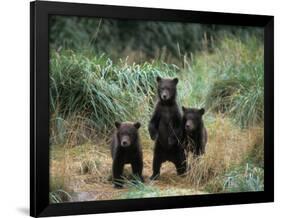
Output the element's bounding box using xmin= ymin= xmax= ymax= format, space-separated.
xmin=111 ymin=121 xmax=144 ymax=188
xmin=148 ymin=76 xmax=186 ymax=180
xmin=182 ymin=107 xmax=207 ymax=156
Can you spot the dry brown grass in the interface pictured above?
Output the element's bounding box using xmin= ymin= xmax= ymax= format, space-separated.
xmin=50 ymin=114 xmax=263 ymax=202
xmin=50 ymin=113 xmax=107 ymax=147
xmin=185 ymin=114 xmax=263 ymax=188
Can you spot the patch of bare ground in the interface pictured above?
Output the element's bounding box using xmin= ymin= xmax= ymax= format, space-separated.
xmin=50 ymin=115 xmax=263 ymax=201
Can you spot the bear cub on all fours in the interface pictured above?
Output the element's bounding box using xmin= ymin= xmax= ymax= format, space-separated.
xmin=182 ymin=107 xmax=207 ymax=157
xmin=110 ymin=121 xmax=144 ymax=188
xmin=148 ymin=76 xmax=186 ymax=180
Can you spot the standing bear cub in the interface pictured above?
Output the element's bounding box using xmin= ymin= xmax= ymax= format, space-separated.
xmin=182 ymin=107 xmax=207 ymax=156
xmin=148 ymin=76 xmax=186 ymax=180
xmin=111 ymin=121 xmax=143 ymax=188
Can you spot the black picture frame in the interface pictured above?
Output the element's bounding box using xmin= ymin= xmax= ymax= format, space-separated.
xmin=30 ymin=1 xmax=274 ymax=217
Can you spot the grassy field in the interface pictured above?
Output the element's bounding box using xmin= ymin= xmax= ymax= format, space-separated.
xmin=49 ymin=36 xmax=264 ymax=203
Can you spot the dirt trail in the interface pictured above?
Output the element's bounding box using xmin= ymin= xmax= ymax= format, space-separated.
xmin=51 ymin=145 xmax=207 ymax=202
xmin=50 ymin=118 xmax=262 ymax=202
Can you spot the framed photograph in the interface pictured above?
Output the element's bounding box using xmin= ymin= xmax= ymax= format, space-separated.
xmin=30 ymin=1 xmax=274 ymax=217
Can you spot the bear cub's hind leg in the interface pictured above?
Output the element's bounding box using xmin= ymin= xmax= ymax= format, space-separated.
xmin=131 ymin=158 xmax=144 ymax=183
xmin=150 ymin=150 xmax=163 ymax=180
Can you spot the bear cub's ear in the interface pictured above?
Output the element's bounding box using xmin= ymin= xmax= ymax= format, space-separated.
xmin=199 ymin=108 xmax=205 ymax=115
xmin=156 ymin=76 xmax=162 ymax=83
xmin=115 ymin=121 xmax=121 ymax=128
xmin=173 ymin=77 xmax=179 ymax=84
xmin=134 ymin=122 xmax=141 ymax=129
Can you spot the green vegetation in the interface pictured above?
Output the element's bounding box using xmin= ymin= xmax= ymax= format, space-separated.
xmin=120 ymin=180 xmax=204 ymax=199
xmin=49 ymin=16 xmax=264 ymax=202
xmin=205 ymin=163 xmax=264 ymax=193
xmin=50 ymin=50 xmax=181 ymax=145
xmin=204 ymin=38 xmax=264 ymax=128
xmin=223 ymin=163 xmax=264 ymax=192
xmin=50 ymin=16 xmax=263 ymax=64
xmin=50 ymin=50 xmax=178 ymax=129
xmin=50 ymin=36 xmax=264 ymax=143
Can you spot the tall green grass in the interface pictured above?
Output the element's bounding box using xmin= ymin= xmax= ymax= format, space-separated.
xmin=185 ymin=37 xmax=264 ymax=128
xmin=50 ymin=50 xmax=181 ymax=144
xmin=50 ymin=36 xmax=264 ymax=145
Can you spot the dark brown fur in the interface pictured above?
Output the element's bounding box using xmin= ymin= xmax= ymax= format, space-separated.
xmin=148 ymin=77 xmax=186 ymax=180
xmin=182 ymin=107 xmax=207 ymax=156
xmin=111 ymin=121 xmax=143 ymax=188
